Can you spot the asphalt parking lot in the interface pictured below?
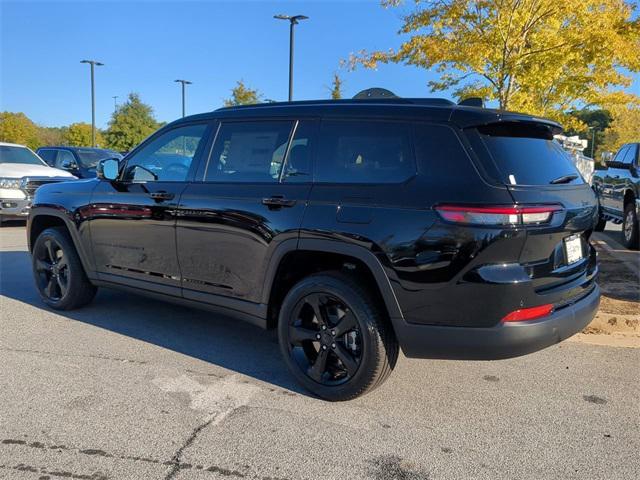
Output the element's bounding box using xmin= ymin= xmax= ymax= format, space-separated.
xmin=1 ymin=223 xmax=639 ymax=480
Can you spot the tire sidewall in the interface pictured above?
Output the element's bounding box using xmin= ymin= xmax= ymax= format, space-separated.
xmin=623 ymin=203 xmax=639 ymax=249
xmin=277 ymin=274 xmax=384 ymax=401
xmin=32 ymin=228 xmax=83 ymax=309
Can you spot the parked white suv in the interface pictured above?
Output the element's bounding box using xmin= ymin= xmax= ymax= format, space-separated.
xmin=0 ymin=142 xmax=76 ymax=223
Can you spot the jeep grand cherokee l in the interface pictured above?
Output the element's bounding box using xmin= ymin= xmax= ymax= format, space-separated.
xmin=27 ymin=96 xmax=600 ymax=400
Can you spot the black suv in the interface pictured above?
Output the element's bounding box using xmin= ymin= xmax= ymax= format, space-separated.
xmin=27 ymin=96 xmax=600 ymax=400
xmin=592 ymin=143 xmax=640 ymax=249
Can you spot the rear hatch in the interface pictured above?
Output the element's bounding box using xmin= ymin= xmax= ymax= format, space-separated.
xmin=464 ymin=120 xmax=598 ymax=305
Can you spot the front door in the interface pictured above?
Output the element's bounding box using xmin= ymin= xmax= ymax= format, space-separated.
xmin=89 ymin=122 xmax=212 ymax=294
xmin=176 ymin=119 xmax=316 ymax=309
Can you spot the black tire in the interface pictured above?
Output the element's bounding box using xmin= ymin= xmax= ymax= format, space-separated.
xmin=622 ymin=202 xmax=639 ymax=250
xmin=278 ymin=272 xmax=398 ymax=401
xmin=32 ymin=227 xmax=97 ymax=310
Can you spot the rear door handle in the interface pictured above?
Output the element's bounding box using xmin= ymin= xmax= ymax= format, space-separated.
xmin=262 ymin=196 xmax=296 ymax=208
xmin=149 ymin=191 xmax=175 ymax=201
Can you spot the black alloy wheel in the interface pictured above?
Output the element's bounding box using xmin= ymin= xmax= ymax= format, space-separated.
xmin=34 ymin=236 xmax=69 ymax=301
xmin=287 ymin=292 xmax=362 ymax=386
xmin=32 ymin=227 xmax=97 ymax=310
xmin=278 ymin=272 xmax=398 ymax=401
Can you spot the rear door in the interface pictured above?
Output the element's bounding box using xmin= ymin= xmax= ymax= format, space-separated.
xmin=176 ymin=118 xmax=315 ymax=310
xmin=464 ymin=122 xmax=598 ymax=300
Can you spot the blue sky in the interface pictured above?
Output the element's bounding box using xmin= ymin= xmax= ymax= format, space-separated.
xmin=2 ymin=0 xmax=639 ymax=129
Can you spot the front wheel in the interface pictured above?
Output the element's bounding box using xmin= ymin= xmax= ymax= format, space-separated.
xmin=278 ymin=272 xmax=398 ymax=401
xmin=32 ymin=227 xmax=97 ymax=310
xmin=622 ymin=202 xmax=639 ymax=250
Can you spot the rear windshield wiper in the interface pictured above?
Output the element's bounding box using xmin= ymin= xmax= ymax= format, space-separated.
xmin=549 ymin=174 xmax=578 ymax=184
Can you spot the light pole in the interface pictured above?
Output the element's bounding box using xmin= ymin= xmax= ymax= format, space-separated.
xmin=274 ymin=14 xmax=308 ymax=102
xmin=80 ymin=60 xmax=104 ymax=147
xmin=174 ymin=79 xmax=192 ymax=117
xmin=112 ymin=95 xmax=118 ymax=113
xmin=588 ymin=126 xmax=597 ymax=159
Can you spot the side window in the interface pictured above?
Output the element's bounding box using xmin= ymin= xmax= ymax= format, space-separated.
xmin=622 ymin=145 xmax=637 ymax=165
xmin=613 ymin=146 xmax=629 ymax=164
xmin=38 ymin=149 xmax=57 ymax=166
xmin=282 ymin=120 xmax=315 ymax=181
xmin=413 ymin=124 xmax=472 ymax=180
xmin=205 ymin=121 xmax=293 ymax=182
xmin=123 ymin=124 xmax=208 ymax=182
xmin=55 ymin=150 xmax=76 ymax=169
xmin=316 ymin=120 xmax=414 ymax=184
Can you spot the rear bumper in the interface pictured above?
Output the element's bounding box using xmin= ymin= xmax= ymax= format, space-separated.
xmin=395 ymin=284 xmax=600 ymax=360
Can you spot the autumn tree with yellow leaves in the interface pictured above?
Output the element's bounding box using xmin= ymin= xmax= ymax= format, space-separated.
xmin=350 ymin=0 xmax=640 ymax=128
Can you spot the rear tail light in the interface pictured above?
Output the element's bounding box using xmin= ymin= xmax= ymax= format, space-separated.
xmin=435 ymin=204 xmax=562 ymax=226
xmin=502 ymin=304 xmax=554 ymax=322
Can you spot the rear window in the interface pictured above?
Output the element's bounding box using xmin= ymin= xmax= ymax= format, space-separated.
xmin=474 ymin=122 xmax=583 ymax=186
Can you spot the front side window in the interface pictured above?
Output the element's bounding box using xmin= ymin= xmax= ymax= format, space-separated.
xmin=205 ymin=121 xmax=294 ymax=182
xmin=54 ymin=150 xmax=76 ymax=169
xmin=315 ymin=120 xmax=415 ymax=184
xmin=0 ymin=145 xmax=46 ymax=165
xmin=613 ymin=146 xmax=629 ymax=164
xmin=38 ymin=149 xmax=57 ymax=166
xmin=123 ymin=124 xmax=208 ymax=182
xmin=621 ymin=145 xmax=637 ymax=166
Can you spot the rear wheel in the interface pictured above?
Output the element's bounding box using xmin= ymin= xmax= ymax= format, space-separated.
xmin=32 ymin=227 xmax=97 ymax=310
xmin=278 ymin=272 xmax=398 ymax=401
xmin=622 ymin=202 xmax=639 ymax=250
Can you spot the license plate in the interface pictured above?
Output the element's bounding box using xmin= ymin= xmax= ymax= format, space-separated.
xmin=564 ymin=235 xmax=583 ymax=264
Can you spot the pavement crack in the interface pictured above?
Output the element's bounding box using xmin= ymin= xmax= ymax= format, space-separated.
xmin=164 ymin=417 xmax=217 ymax=480
xmin=0 ymin=347 xmax=148 ymax=365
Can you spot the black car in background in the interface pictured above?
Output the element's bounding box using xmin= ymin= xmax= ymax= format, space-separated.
xmin=37 ymin=146 xmax=122 ymax=178
xmin=27 ymin=94 xmax=600 ymax=400
xmin=592 ymin=143 xmax=640 ymax=249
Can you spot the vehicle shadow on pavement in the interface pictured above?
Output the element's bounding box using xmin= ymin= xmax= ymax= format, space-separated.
xmin=0 ymin=250 xmax=306 ymax=395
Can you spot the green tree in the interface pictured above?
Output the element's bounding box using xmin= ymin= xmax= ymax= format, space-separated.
xmin=104 ymin=93 xmax=160 ymax=151
xmin=566 ymin=109 xmax=612 ymax=159
xmin=0 ymin=112 xmax=39 ymax=149
xmin=62 ymin=122 xmax=104 ymax=147
xmin=223 ymin=80 xmax=262 ymax=106
xmin=601 ymin=104 xmax=640 ymax=155
xmin=37 ymin=126 xmax=67 ymax=147
xmin=350 ymin=0 xmax=640 ymax=129
xmin=329 ymin=73 xmax=343 ymax=99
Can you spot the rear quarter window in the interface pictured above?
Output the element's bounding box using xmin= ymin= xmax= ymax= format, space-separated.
xmin=470 ymin=122 xmax=584 ymax=186
xmin=315 ymin=120 xmax=415 ymax=184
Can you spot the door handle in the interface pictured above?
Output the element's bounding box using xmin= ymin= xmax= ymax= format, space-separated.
xmin=149 ymin=191 xmax=175 ymax=201
xmin=262 ymin=196 xmax=296 ymax=208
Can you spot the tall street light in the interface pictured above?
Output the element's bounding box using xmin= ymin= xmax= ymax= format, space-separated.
xmin=112 ymin=95 xmax=118 ymax=113
xmin=274 ymin=14 xmax=308 ymax=102
xmin=80 ymin=59 xmax=104 ymax=147
xmin=174 ymin=79 xmax=192 ymax=117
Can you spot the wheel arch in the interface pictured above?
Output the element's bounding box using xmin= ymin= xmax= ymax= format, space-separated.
xmin=262 ymin=238 xmax=404 ymax=329
xmin=28 ymin=208 xmax=95 ymax=277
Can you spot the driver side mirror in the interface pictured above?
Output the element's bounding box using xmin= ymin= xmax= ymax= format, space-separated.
xmin=61 ymin=159 xmax=78 ymax=170
xmin=96 ymin=158 xmax=120 ymax=181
